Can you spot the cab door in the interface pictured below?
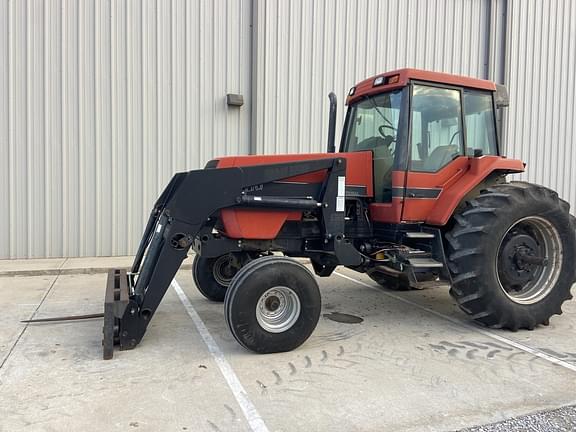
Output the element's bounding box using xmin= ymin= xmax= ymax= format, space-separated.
xmin=402 ymin=84 xmax=468 ymax=222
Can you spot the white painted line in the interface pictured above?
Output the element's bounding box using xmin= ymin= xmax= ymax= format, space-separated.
xmin=171 ymin=279 xmax=270 ymax=432
xmin=334 ymin=271 xmax=576 ymax=373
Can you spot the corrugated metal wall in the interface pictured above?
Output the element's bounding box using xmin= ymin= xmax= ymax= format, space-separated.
xmin=0 ymin=0 xmax=252 ymax=258
xmin=252 ymin=0 xmax=576 ymax=212
xmin=251 ymin=0 xmax=492 ymax=155
xmin=503 ymin=0 xmax=576 ymax=209
xmin=2 ymin=0 xmax=576 ymax=258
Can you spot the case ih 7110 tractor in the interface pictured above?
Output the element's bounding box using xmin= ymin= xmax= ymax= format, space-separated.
xmin=103 ymin=68 xmax=575 ymax=359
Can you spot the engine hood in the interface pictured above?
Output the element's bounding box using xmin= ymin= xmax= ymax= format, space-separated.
xmin=210 ymin=152 xmax=374 ymax=197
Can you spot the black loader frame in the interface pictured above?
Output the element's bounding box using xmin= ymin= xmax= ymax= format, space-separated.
xmin=103 ymin=157 xmax=361 ymax=359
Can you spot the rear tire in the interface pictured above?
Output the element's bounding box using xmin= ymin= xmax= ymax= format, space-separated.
xmin=224 ymin=256 xmax=321 ymax=353
xmin=445 ymin=182 xmax=576 ymax=330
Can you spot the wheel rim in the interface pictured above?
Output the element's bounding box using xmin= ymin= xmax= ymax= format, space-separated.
xmin=496 ymin=216 xmax=563 ymax=305
xmin=212 ymin=255 xmax=239 ymax=287
xmin=255 ymin=286 xmax=301 ymax=333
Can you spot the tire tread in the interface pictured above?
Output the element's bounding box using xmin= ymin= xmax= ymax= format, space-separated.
xmin=445 ymin=182 xmax=576 ymax=330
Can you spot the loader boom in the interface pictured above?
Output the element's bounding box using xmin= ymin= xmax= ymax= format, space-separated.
xmin=104 ymin=157 xmax=360 ymax=358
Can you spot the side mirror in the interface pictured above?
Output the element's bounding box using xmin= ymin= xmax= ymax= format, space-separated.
xmin=495 ymin=84 xmax=509 ymax=108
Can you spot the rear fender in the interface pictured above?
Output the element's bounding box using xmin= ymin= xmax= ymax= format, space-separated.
xmin=425 ymin=156 xmax=524 ymax=225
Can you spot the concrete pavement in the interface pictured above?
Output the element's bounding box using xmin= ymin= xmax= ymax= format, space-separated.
xmin=0 ymin=255 xmax=191 ymax=277
xmin=1 ymin=257 xmax=575 ymax=431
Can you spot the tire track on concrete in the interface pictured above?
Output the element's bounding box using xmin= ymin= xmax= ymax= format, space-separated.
xmin=334 ymin=271 xmax=576 ymax=373
xmin=172 ymin=279 xmax=269 ymax=432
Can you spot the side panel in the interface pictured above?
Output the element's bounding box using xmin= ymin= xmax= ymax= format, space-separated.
xmin=401 ymin=157 xmax=471 ymax=223
xmin=370 ymin=156 xmax=524 ymax=225
xmin=216 ymin=152 xmax=373 ymax=240
xmin=216 ymin=152 xmax=374 ymax=197
xmin=221 ymin=209 xmax=301 ymax=239
xmin=406 ymin=156 xmax=524 ymax=225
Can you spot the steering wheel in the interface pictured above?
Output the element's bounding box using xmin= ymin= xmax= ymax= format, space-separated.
xmin=356 ymin=136 xmax=395 ymax=155
xmin=449 ymin=130 xmax=461 ymax=146
xmin=378 ymin=124 xmax=396 ymax=138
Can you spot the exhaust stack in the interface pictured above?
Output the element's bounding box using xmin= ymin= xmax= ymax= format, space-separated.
xmin=327 ymin=92 xmax=337 ymax=153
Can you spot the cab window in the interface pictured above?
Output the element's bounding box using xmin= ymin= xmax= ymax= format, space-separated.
xmin=463 ymin=90 xmax=498 ymax=156
xmin=344 ymin=90 xmax=402 ymax=155
xmin=410 ymin=85 xmax=464 ymax=172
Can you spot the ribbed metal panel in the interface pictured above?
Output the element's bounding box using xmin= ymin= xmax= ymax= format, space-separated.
xmin=0 ymin=0 xmax=9 ymax=259
xmin=3 ymin=0 xmax=576 ymax=259
xmin=0 ymin=0 xmax=252 ymax=258
xmin=251 ymin=0 xmax=492 ymax=155
xmin=503 ymin=0 xmax=576 ymax=210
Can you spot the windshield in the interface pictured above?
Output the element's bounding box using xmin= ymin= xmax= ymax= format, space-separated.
xmin=341 ymin=89 xmax=404 ymax=203
xmin=342 ymin=90 xmax=403 ymax=156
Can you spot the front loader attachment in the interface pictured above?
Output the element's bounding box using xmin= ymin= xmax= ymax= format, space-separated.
xmin=102 ymin=157 xmax=350 ymax=359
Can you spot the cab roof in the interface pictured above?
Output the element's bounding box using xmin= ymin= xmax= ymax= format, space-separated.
xmin=346 ymin=68 xmax=497 ymax=105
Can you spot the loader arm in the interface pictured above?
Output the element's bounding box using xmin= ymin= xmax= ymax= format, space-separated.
xmin=103 ymin=157 xmax=355 ymax=359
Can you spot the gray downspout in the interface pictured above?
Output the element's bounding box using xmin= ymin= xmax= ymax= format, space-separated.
xmin=249 ymin=0 xmax=258 ymax=155
xmin=488 ymin=0 xmax=509 ymax=153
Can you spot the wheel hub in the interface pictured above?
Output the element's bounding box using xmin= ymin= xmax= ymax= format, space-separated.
xmin=496 ymin=216 xmax=562 ymax=304
xmin=256 ymin=286 xmax=301 ymax=333
xmin=498 ymin=234 xmax=542 ymax=288
xmin=265 ymin=296 xmax=281 ymax=312
xmin=212 ymin=255 xmax=241 ymax=286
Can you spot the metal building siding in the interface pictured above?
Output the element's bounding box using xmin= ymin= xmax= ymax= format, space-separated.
xmin=251 ymin=0 xmax=492 ymax=156
xmin=3 ymin=0 xmax=576 ymax=259
xmin=0 ymin=0 xmax=252 ymax=258
xmin=503 ymin=0 xmax=576 ymax=209
xmin=0 ymin=0 xmax=7 ymax=259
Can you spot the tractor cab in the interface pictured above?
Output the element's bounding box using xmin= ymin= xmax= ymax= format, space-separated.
xmin=340 ymin=68 xmax=509 ymax=224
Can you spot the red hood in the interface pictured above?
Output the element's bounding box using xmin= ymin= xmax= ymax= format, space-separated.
xmin=213 ymin=152 xmax=374 ymax=197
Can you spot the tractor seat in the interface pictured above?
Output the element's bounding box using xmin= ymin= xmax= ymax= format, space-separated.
xmin=422 ymin=145 xmax=459 ymax=172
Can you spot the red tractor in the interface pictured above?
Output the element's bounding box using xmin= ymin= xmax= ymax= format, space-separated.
xmin=103 ymin=69 xmax=575 ymax=359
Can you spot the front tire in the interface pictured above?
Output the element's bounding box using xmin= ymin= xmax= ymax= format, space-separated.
xmin=224 ymin=256 xmax=321 ymax=353
xmin=445 ymin=182 xmax=576 ymax=330
xmin=192 ymin=254 xmax=245 ymax=302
